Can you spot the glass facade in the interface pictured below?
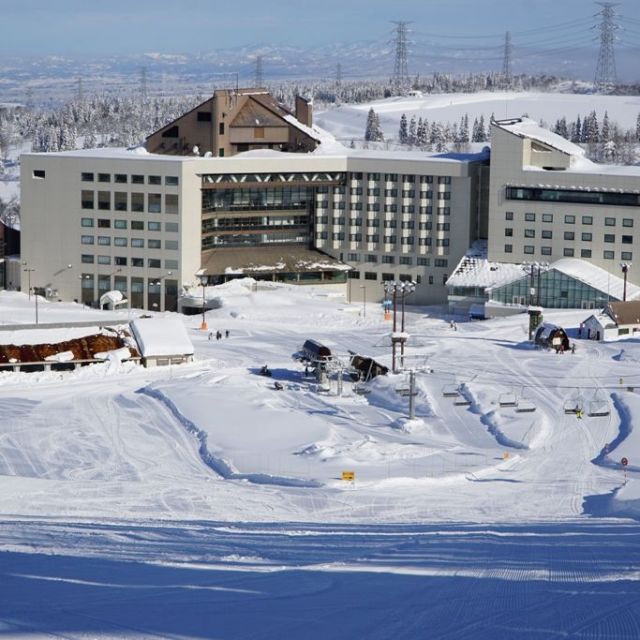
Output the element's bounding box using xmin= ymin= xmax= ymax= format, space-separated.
xmin=202 ymin=187 xmax=312 ymax=212
xmin=490 ymin=269 xmax=614 ymax=309
xmin=506 ymin=186 xmax=640 ymax=207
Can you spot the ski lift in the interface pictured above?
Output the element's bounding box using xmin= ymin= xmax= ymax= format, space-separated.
xmin=454 ymin=394 xmax=471 ymax=406
xmin=588 ymin=389 xmax=610 ymax=417
xmin=442 ymin=383 xmax=460 ymax=398
xmin=515 ymin=388 xmax=536 ymax=413
xmin=499 ymin=391 xmax=517 ymax=407
xmin=563 ymin=390 xmax=584 ymax=415
xmin=353 ymin=383 xmax=371 ymax=395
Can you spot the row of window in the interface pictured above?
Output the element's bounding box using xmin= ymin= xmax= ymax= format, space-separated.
xmin=81 ymin=172 xmax=179 ymax=186
xmin=348 ymin=271 xmax=446 ymax=285
xmin=336 ymin=188 xmax=451 ymax=198
xmin=506 ymin=228 xmax=633 ymax=243
xmin=317 ymin=203 xmax=451 ymax=215
xmin=80 ymin=235 xmax=179 ymax=250
xmin=81 ymin=191 xmax=179 ymax=214
xmin=504 ymin=244 xmax=633 ymax=260
xmin=318 ymin=218 xmax=449 ymax=230
xmin=319 ymin=232 xmax=451 ymax=246
xmin=81 ymin=218 xmax=179 ymax=232
xmin=506 ymin=211 xmax=635 ymax=226
xmin=345 ymin=254 xmax=446 ymax=268
xmin=81 ymin=255 xmax=178 ymax=270
xmin=345 ymin=174 xmax=451 ymax=184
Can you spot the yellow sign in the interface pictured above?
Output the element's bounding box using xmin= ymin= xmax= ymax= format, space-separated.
xmin=341 ymin=471 xmax=355 ymax=481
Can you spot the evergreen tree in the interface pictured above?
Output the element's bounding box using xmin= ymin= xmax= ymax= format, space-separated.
xmin=364 ymin=108 xmax=377 ymax=142
xmin=553 ymin=117 xmax=569 ymax=139
xmin=601 ymin=111 xmax=611 ymax=143
xmin=416 ymin=117 xmax=428 ymax=148
xmin=398 ymin=113 xmax=408 ymax=144
xmin=570 ymin=116 xmax=581 ymax=143
xmin=408 ymin=115 xmax=417 ymax=146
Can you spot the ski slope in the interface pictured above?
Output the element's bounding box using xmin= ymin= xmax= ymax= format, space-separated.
xmin=0 ymin=281 xmax=639 ymax=637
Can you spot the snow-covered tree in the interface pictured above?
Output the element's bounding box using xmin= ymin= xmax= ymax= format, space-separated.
xmin=398 ymin=113 xmax=408 ymax=144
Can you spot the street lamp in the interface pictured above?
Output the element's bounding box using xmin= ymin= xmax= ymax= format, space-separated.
xmin=23 ymin=263 xmax=35 ymax=300
xmin=360 ymin=285 xmax=366 ymax=317
xmin=620 ymin=262 xmax=632 ymax=302
xmin=196 ymin=269 xmax=208 ymax=330
xmin=384 ymin=280 xmax=416 ymax=373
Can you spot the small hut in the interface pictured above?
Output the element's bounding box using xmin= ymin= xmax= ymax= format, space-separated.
xmin=534 ymin=323 xmax=570 ymax=352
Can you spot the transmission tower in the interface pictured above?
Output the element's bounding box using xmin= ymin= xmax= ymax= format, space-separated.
xmin=502 ymin=31 xmax=513 ymax=86
xmin=255 ymin=55 xmax=264 ymax=87
xmin=594 ymin=2 xmax=619 ymax=94
xmin=140 ymin=66 xmax=148 ymax=100
xmin=391 ymin=21 xmax=411 ymax=95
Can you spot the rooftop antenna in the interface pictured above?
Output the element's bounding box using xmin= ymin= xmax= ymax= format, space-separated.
xmin=593 ymin=2 xmax=619 ymax=94
xmin=502 ymin=31 xmax=513 ymax=87
xmin=391 ymin=21 xmax=411 ymax=95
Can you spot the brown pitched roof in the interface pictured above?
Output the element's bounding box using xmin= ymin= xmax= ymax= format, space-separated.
xmin=607 ymin=301 xmax=640 ymax=325
xmin=230 ymin=98 xmax=287 ymax=128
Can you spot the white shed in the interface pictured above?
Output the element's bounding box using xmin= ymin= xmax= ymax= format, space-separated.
xmin=129 ymin=317 xmax=194 ymax=367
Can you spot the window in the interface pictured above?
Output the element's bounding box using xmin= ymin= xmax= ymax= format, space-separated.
xmin=437 ymin=207 xmax=450 ymax=216
xmin=623 ymin=218 xmax=634 ymax=227
xmin=132 ymin=258 xmax=144 ymax=267
xmin=541 ymin=246 xmax=552 ymax=255
xmin=131 ymin=238 xmax=144 ymax=248
xmin=350 ymin=187 xmax=363 ymax=195
xmin=582 ymin=215 xmax=593 ymax=225
xmin=114 ymin=192 xmax=127 ymax=211
xmin=114 ymin=237 xmax=127 ymax=247
xmin=382 ymin=273 xmax=394 ymax=281
xmin=81 ymin=190 xmax=94 ymax=209
xmin=148 ymin=239 xmax=161 ymax=249
xmin=81 ymin=235 xmax=94 ymax=245
xmin=367 ymin=187 xmax=380 ymax=196
xmin=564 ymin=215 xmax=575 ymax=224
xmin=81 ymin=172 xmax=94 ymax=182
xmin=165 ymin=222 xmax=179 ymax=232
xmin=165 ymin=240 xmax=179 ymax=250
xmin=400 ymin=256 xmax=412 ymax=265
xmin=148 ymin=175 xmax=161 ymax=185
xmin=603 ymin=250 xmax=614 ymax=259
xmin=402 ymin=205 xmax=415 ymax=214
xmin=165 ymin=194 xmax=179 ymax=214
xmin=385 ymin=173 xmax=398 ymax=181
xmin=402 ymin=190 xmax=415 ymax=198
xmin=365 ymin=272 xmax=377 ymax=280
xmin=218 ymin=148 xmax=225 ymax=157
xmin=564 ymin=231 xmax=575 ymax=240
xmin=581 ymin=249 xmax=592 ymax=258
xmin=420 ymin=175 xmax=433 ymax=184
xmin=582 ymin=232 xmax=592 ymax=241
xmin=542 ymin=230 xmax=553 ymax=239
xmin=384 ymin=235 xmax=397 ymax=244
xmin=434 ymin=258 xmax=448 ymax=268
xmin=419 ymin=237 xmax=432 ymax=246
xmin=525 ymin=213 xmax=535 ymax=222
xmin=148 ymin=221 xmax=161 ymax=231
xmin=162 ymin=126 xmax=179 ymax=138
xmin=348 ymin=271 xmax=360 ymax=279
xmin=254 ymin=127 xmax=265 ymax=138
xmin=98 ymin=173 xmax=110 ymax=183
xmin=98 ymin=191 xmax=110 ymax=210
xmin=419 ymin=222 xmax=432 ymax=230
xmin=403 ymin=221 xmax=415 ymax=230
xmin=367 ymin=173 xmax=380 ymax=181
xmin=335 ymin=201 xmax=346 ymax=210
xmin=420 ymin=191 xmax=433 ymax=199
xmin=115 ymin=257 xmax=127 ymax=266
xmin=605 ymin=217 xmax=616 ymax=226
xmin=350 ymin=202 xmax=362 ymax=211
xmin=132 ymin=174 xmax=144 ymax=184
xmin=98 ymin=236 xmax=111 ymax=246
xmin=542 ymin=213 xmax=553 ymax=223
xmin=347 ymin=253 xmax=360 ymax=261
xmin=114 ymin=219 xmax=127 ymax=229
xmin=402 ymin=175 xmax=415 ymax=183
xmin=438 ymin=192 xmax=451 ymax=200
xmin=332 ymin=232 xmax=345 ymax=241
xmin=437 ymin=176 xmax=451 ymax=184
xmin=436 ymin=222 xmax=449 ymax=231
xmin=97 ymin=219 xmax=111 ymax=228
xmin=334 ymin=186 xmax=345 ymax=195
xmin=97 ymin=255 xmax=111 ymax=265
xmin=197 ymin=111 xmax=212 ymax=122
xmin=114 ymin=174 xmax=127 ymax=184
xmin=165 ymin=260 xmax=179 ymax=270
xmin=131 ymin=220 xmax=144 ymax=230
xmin=622 ymin=235 xmax=633 ymax=244
xmin=384 ymin=220 xmax=397 ymax=229
xmin=505 ymin=211 xmax=514 ymax=220
xmin=436 ymin=238 xmax=449 ymax=247
xmin=504 ymin=244 xmax=513 ymax=253
xmin=604 ymin=234 xmax=615 ymax=243
xmin=382 ymin=255 xmax=395 ymax=264
xmin=81 ymin=254 xmax=94 ymax=263
xmin=417 ymin=257 xmax=430 ymax=266
xmin=367 ymin=203 xmax=380 ymax=212
xmin=81 ymin=217 xmax=94 ymax=227
xmin=563 ymin=248 xmax=575 ymax=257
xmin=385 ymin=188 xmax=398 ymax=197
xmin=148 ymin=194 xmax=161 ymax=213
xmin=351 ymin=172 xmax=363 ymax=180
xmin=428 ymin=275 xmax=434 ymax=284
xmin=524 ymin=229 xmax=535 ymax=238
xmin=367 ymin=219 xmax=379 ymax=228
xmin=148 ymin=259 xmax=161 ymax=268
xmin=420 ymin=206 xmax=433 ymax=215
xmin=622 ymin=251 xmax=633 ymax=261
xmin=384 ymin=204 xmax=397 ymax=213
xmin=365 ymin=255 xmax=378 ymax=263
xmin=524 ymin=245 xmax=535 ymax=254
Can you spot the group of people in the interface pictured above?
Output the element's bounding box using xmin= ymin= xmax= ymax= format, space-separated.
xmin=208 ymin=329 xmax=230 ymax=341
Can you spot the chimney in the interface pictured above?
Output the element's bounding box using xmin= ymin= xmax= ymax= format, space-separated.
xmin=295 ymin=95 xmax=312 ymax=128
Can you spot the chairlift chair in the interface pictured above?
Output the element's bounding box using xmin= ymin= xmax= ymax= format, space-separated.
xmin=515 ymin=388 xmax=536 ymax=413
xmin=498 ymin=392 xmax=517 ymax=407
xmin=442 ymin=383 xmax=460 ymax=398
xmin=588 ymin=389 xmax=610 ymax=417
xmin=563 ymin=393 xmax=583 ymax=415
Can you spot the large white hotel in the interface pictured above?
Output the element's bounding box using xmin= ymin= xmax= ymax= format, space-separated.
xmin=18 ymin=89 xmax=640 ymax=313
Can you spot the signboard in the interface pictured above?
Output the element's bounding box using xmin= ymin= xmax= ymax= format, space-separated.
xmin=621 ymin=457 xmax=629 ymax=467
xmin=341 ymin=471 xmax=355 ymax=481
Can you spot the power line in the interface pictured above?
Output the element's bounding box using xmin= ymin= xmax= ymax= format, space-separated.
xmin=594 ymin=2 xmax=619 ymax=94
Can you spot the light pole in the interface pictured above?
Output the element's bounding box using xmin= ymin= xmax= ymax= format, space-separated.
xmin=384 ymin=280 xmax=416 ymax=373
xmin=196 ymin=269 xmax=208 ymax=330
xmin=620 ymin=262 xmax=632 ymax=302
xmin=360 ymin=285 xmax=366 ymax=317
xmin=23 ymin=264 xmax=35 ymax=300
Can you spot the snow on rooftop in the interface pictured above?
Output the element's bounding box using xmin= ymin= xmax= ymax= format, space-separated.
xmin=130 ymin=317 xmax=194 ymax=357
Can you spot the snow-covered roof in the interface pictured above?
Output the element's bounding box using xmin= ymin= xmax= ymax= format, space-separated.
xmin=129 ymin=317 xmax=194 ymax=358
xmin=493 ymin=117 xmax=586 ymax=159
xmin=446 ymin=241 xmax=528 ymax=289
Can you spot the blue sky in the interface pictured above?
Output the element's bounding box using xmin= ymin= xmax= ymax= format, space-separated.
xmin=3 ymin=0 xmax=640 ymax=55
